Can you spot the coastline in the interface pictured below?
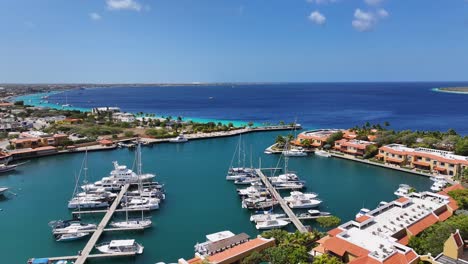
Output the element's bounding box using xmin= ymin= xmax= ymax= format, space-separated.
xmin=11 ymin=90 xmax=260 ymax=127
xmin=432 ymin=87 xmax=468 ymax=95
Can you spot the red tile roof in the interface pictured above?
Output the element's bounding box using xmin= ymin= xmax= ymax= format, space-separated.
xmin=327 ymin=227 xmax=344 ymax=237
xmin=323 ymin=236 xmax=370 ymax=257
xmin=442 ymin=184 xmax=464 ymax=193
xmin=207 ymin=238 xmax=274 ymax=263
xmin=99 ymin=139 xmax=113 ymax=145
xmin=412 ymin=160 xmax=431 ymax=167
xmin=436 ymin=210 xmax=452 ymax=222
xmin=356 ymin=215 xmax=371 ymax=223
xmin=386 ymin=157 xmax=405 ymax=163
xmin=396 ymin=197 xmax=410 ymax=204
xmin=397 ymin=235 xmax=410 ymax=246
xmin=453 ymin=230 xmax=463 ymax=248
xmin=407 ymin=214 xmax=439 ymax=236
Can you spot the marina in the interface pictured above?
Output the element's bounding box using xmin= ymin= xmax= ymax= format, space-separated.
xmin=0 ymin=131 xmax=434 ymax=263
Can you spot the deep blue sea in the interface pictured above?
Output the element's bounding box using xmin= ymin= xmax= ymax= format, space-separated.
xmin=19 ymin=82 xmax=468 ymax=133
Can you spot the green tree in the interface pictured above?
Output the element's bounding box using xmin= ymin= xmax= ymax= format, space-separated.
xmin=316 ymin=216 xmax=341 ymax=228
xmin=326 ymin=131 xmax=343 ymax=146
xmin=124 ymin=131 xmax=134 ymax=137
xmin=313 ymin=254 xmax=343 ymax=264
xmin=364 ymin=144 xmax=379 ymax=159
xmin=302 ymin=139 xmax=311 ymax=148
xmin=248 ymin=121 xmax=254 ymax=128
xmin=275 ymin=135 xmax=286 ymax=147
xmin=241 ymin=251 xmax=264 ymax=264
xmin=455 ymin=138 xmax=468 ymax=156
xmin=384 ymin=121 xmax=390 ymax=127
xmin=448 ymin=189 xmax=468 ymax=210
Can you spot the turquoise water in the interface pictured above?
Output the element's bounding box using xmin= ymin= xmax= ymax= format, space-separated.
xmin=0 ymin=131 xmax=432 ymax=263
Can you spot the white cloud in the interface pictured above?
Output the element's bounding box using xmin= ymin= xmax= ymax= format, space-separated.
xmin=364 ymin=0 xmax=384 ymax=6
xmin=89 ymin=12 xmax=102 ymax=21
xmin=352 ymin=8 xmax=389 ymax=32
xmin=307 ymin=0 xmax=338 ymax=4
xmin=106 ymin=0 xmax=142 ymax=11
xmin=308 ymin=11 xmax=326 ymax=25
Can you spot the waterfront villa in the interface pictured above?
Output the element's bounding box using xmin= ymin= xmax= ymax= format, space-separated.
xmin=9 ymin=132 xmax=68 ymax=149
xmin=312 ymin=185 xmax=463 ymax=264
xmin=178 ymin=235 xmax=275 ymax=264
xmin=293 ymin=129 xmax=343 ymax=148
xmin=333 ymin=139 xmax=375 ymax=157
xmin=376 ymin=144 xmax=468 ymax=176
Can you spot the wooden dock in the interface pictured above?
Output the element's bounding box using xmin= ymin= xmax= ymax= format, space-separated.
xmin=74 ymin=183 xmax=131 ymax=264
xmin=255 ymin=169 xmax=308 ymax=233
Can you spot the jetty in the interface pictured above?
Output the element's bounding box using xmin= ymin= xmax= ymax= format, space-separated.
xmin=255 ymin=169 xmax=308 ymax=233
xmin=31 ymin=184 xmax=136 ymax=263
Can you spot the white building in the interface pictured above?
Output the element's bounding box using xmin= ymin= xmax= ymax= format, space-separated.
xmin=112 ymin=112 xmax=135 ymax=123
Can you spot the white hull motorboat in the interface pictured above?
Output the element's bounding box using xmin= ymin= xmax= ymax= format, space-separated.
xmin=315 ymin=150 xmax=331 ymax=158
xmin=55 ymin=231 xmax=90 ymax=242
xmin=284 ymin=191 xmax=318 ymax=202
xmin=255 ymin=219 xmax=290 ymax=230
xmin=96 ymin=239 xmax=144 ymax=254
xmin=288 ymin=199 xmax=322 ymax=209
xmin=110 ymin=219 xmax=152 ymax=229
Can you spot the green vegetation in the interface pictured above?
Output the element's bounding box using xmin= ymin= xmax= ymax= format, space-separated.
xmin=241 ymin=230 xmax=324 ymax=264
xmin=448 ymin=189 xmax=468 ymax=210
xmin=408 ymin=214 xmax=468 ymax=256
xmin=312 ymin=254 xmax=343 ymax=264
xmin=326 ymin=131 xmax=343 ymax=146
xmin=364 ymin=144 xmax=379 ymax=159
xmin=316 ymin=216 xmax=341 ymax=228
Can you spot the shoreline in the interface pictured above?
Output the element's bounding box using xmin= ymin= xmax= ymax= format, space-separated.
xmin=11 ymin=90 xmax=263 ymax=127
xmin=432 ymin=87 xmax=468 ymax=95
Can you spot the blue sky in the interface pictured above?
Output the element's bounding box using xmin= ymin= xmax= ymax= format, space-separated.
xmin=1 ymin=0 xmax=467 ymax=83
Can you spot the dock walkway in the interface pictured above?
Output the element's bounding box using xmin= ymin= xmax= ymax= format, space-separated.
xmin=74 ymin=183 xmax=131 ymax=264
xmin=255 ymin=169 xmax=308 ymax=233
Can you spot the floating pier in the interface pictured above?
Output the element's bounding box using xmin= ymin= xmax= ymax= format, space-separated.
xmin=255 ymin=169 xmax=308 ymax=233
xmin=32 ymin=184 xmax=134 ymax=263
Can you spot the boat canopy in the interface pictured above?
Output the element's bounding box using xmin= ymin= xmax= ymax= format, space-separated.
xmin=32 ymin=259 xmax=49 ymax=264
xmin=110 ymin=239 xmax=135 ymax=247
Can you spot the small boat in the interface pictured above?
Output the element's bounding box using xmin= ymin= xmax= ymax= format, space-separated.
xmin=284 ymin=191 xmax=318 ymax=202
xmin=288 ymin=199 xmax=322 ymax=209
xmin=110 ymin=219 xmax=152 ymax=229
xmin=96 ymin=239 xmax=144 ymax=254
xmin=0 ymin=163 xmax=17 ymax=173
xmin=169 ymin=133 xmax=188 ymax=143
xmin=52 ymin=222 xmax=97 ymax=234
xmin=430 ymin=175 xmax=445 ymax=182
xmin=307 ymin=209 xmax=331 ymax=217
xmin=255 ymin=219 xmax=290 ymax=230
xmin=282 ymin=148 xmax=307 ymax=157
xmin=394 ymin=184 xmax=412 ymax=197
xmin=250 ymin=211 xmax=286 ymax=222
xmin=55 ymin=231 xmax=90 ymax=242
xmin=315 ymin=150 xmax=331 ymax=158
xmin=430 ymin=180 xmax=447 ymax=192
xmin=234 ymin=177 xmax=260 ymax=185
xmin=0 ymin=187 xmax=8 ymax=196
xmin=355 ymin=208 xmax=370 ymax=219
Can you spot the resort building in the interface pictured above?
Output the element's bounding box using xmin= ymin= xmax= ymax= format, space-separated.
xmin=9 ymin=132 xmax=68 ymax=149
xmin=112 ymin=112 xmax=136 ymax=123
xmin=312 ymin=185 xmax=463 ymax=264
xmin=91 ymin=106 xmax=121 ymax=114
xmin=179 ymin=235 xmax=275 ymax=264
xmin=8 ymin=146 xmax=58 ymax=160
xmin=292 ymin=129 xmax=343 ymax=148
xmin=376 ymin=144 xmax=468 ymax=176
xmin=333 ymin=139 xmax=375 ymax=156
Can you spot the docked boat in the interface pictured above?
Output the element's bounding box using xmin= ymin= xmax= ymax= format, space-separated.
xmin=315 ymin=150 xmax=331 ymax=158
xmin=96 ymin=239 xmax=144 ymax=254
xmin=243 ymin=199 xmax=279 ymax=210
xmin=52 ymin=222 xmax=97 ymax=234
xmin=355 ymin=208 xmax=370 ymax=218
xmin=68 ymin=197 xmax=109 ymax=209
xmin=250 ymin=211 xmax=286 ymax=222
xmin=307 ymin=209 xmax=331 ymax=217
xmin=122 ymin=197 xmax=159 ymax=210
xmin=255 ymin=219 xmax=290 ymax=230
xmin=430 ymin=175 xmax=445 ymax=182
xmin=226 ymin=172 xmax=255 ymax=181
xmin=234 ymin=177 xmax=260 ymax=185
xmin=0 ymin=186 xmax=8 ymax=196
xmin=270 ymin=173 xmax=299 ymax=182
xmin=282 ymin=148 xmax=307 ymax=157
xmin=284 ymin=191 xmax=318 ymax=202
xmin=273 ymin=181 xmax=305 ymax=190
xmin=127 ymin=187 xmax=166 ymax=200
xmin=0 ymin=163 xmax=17 ymax=173
xmin=430 ymin=180 xmax=447 ymax=192
xmin=394 ymin=184 xmax=412 ymax=197
xmin=169 ymin=133 xmax=188 ymax=143
xmin=194 ymin=231 xmax=236 ymax=256
xmin=288 ymin=198 xmax=322 ymax=209
xmin=237 ymin=186 xmax=268 ymax=197
xmin=110 ymin=218 xmax=152 ymax=229
xmin=55 ymin=231 xmax=90 ymax=242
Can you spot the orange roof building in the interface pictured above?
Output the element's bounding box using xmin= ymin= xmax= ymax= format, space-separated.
xmin=334 ymin=139 xmax=375 ymax=156
xmin=313 ymin=188 xmax=463 ymax=264
xmin=293 ymin=129 xmax=343 ymax=148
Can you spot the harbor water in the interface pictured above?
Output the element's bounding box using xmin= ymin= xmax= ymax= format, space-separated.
xmin=0 ymin=131 xmax=432 ymax=263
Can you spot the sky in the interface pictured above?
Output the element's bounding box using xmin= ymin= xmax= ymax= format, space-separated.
xmin=1 ymin=0 xmax=468 ymax=83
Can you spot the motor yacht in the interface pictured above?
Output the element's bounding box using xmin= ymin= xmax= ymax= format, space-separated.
xmin=355 ymin=208 xmax=370 ymax=218
xmin=110 ymin=218 xmax=152 ymax=229
xmin=307 ymin=209 xmax=331 ymax=217
xmin=284 ymin=191 xmax=318 ymax=202
xmin=96 ymin=239 xmax=144 ymax=254
xmin=430 ymin=180 xmax=447 ymax=192
xmin=282 ymin=148 xmax=307 ymax=157
xmin=255 ymin=219 xmax=290 ymax=230
xmin=288 ymin=199 xmax=322 ymax=209
xmin=314 ymin=150 xmax=331 ymax=158
xmin=250 ymin=211 xmax=286 ymax=222
xmin=122 ymin=197 xmax=159 ymax=210
xmin=0 ymin=163 xmax=17 ymax=173
xmin=234 ymin=177 xmax=260 ymax=185
xmin=55 ymin=230 xmax=90 ymax=242
xmin=67 ymin=197 xmax=109 ymax=209
xmin=394 ymin=184 xmax=412 ymax=197
xmin=52 ymin=222 xmax=96 ymax=234
xmin=169 ymin=133 xmax=188 ymax=143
